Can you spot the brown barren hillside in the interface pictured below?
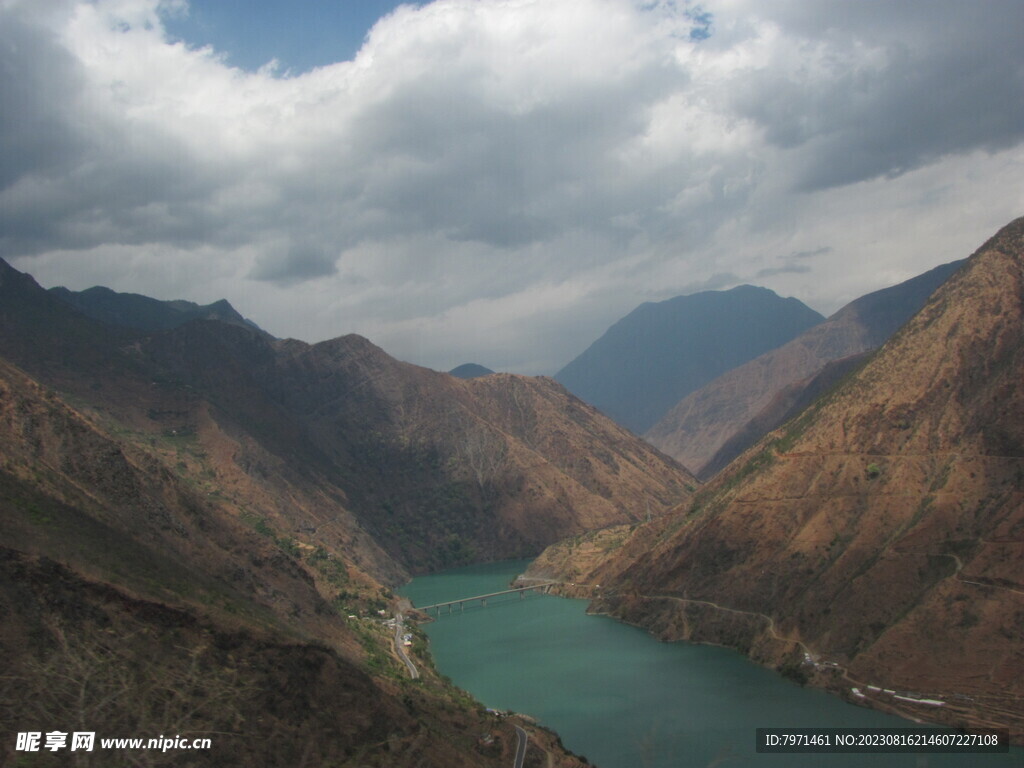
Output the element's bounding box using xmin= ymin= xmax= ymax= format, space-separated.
xmin=1 ymin=258 xmax=694 ymax=578
xmin=539 ymin=218 xmax=1024 ymax=740
xmin=0 ymin=356 xmax=593 ymax=768
xmin=134 ymin=324 xmax=695 ymax=574
xmin=1 ymin=255 xmax=690 ymax=765
xmin=697 ymin=351 xmax=872 ymax=480
xmin=646 ymin=259 xmax=964 ymax=477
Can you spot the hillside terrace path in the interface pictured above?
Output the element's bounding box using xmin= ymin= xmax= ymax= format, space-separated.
xmin=640 ymin=593 xmax=803 ymax=654
xmin=639 ymin=536 xmax=1024 ymax=670
xmin=634 ymin=593 xmax=933 ymax=713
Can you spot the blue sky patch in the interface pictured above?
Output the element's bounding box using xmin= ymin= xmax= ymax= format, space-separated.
xmin=163 ymin=0 xmax=411 ymax=72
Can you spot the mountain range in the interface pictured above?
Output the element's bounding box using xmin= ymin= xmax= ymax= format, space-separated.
xmin=4 ymin=216 xmax=1022 ymax=758
xmin=49 ymin=284 xmax=269 ymax=335
xmin=646 ymin=259 xmax=966 ymax=477
xmin=529 ymin=217 xmax=1024 ymax=740
xmin=0 ymin=256 xmax=694 ymax=766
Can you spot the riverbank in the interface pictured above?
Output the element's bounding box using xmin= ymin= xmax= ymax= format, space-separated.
xmin=524 ymin=574 xmax=1021 ymax=745
xmin=525 ymin=530 xmax=1023 ymax=746
xmin=583 ymin=587 xmax=1021 ymax=745
xmin=404 ymin=559 xmax=1022 ymax=768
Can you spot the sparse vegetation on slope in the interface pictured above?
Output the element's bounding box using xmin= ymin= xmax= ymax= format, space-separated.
xmin=1 ymin=256 xmax=685 ymax=765
xmin=538 ymin=218 xmax=1024 ymax=742
xmin=646 ymin=260 xmax=965 ymax=477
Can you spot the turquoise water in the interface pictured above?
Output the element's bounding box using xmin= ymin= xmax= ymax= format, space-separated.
xmin=400 ymin=560 xmax=1022 ymax=768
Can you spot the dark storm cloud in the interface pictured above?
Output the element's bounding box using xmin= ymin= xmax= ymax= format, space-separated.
xmin=342 ymin=51 xmax=678 ymax=254
xmin=730 ymin=0 xmax=1024 ymax=190
xmin=250 ymin=242 xmax=338 ymax=284
xmin=0 ymin=15 xmax=86 ymax=189
xmin=0 ymin=4 xmax=234 ymax=260
xmin=1 ymin=0 xmax=1021 ymax=373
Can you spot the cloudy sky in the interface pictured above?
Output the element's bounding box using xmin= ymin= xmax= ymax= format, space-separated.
xmin=2 ymin=0 xmax=1022 ymax=374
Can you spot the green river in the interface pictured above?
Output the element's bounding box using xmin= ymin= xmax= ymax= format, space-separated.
xmin=400 ymin=559 xmax=1021 ymax=768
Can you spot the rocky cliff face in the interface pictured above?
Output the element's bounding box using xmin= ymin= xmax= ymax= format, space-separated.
xmin=541 ymin=219 xmax=1024 ymax=740
xmin=646 ymin=260 xmax=964 ymax=477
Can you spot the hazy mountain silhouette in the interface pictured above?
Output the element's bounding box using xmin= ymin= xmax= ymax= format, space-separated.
xmin=448 ymin=363 xmax=495 ymax=378
xmin=555 ymin=285 xmax=824 ymax=434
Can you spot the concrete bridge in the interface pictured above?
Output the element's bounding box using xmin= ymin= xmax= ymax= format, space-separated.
xmin=416 ymin=582 xmax=557 ymax=616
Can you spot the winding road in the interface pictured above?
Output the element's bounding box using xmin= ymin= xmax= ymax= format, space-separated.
xmin=392 ymin=612 xmax=419 ymax=680
xmin=394 ymin=605 xmax=532 ymax=767
xmin=513 ymin=725 xmax=529 ymax=768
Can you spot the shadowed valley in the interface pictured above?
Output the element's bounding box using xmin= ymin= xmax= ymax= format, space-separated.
xmin=0 ymin=258 xmax=694 ymax=766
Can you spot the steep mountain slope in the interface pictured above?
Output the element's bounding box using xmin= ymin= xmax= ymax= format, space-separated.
xmin=555 ymin=285 xmax=824 ymax=434
xmin=546 ymin=218 xmax=1024 ymax=739
xmin=1 ymin=255 xmax=692 ymax=763
xmin=0 ymin=258 xmax=139 ymax=383
xmin=698 ymin=352 xmax=870 ymax=479
xmin=1 ymin=257 xmax=695 ymax=578
xmin=0 ymin=355 xmax=588 ymax=767
xmin=49 ymin=284 xmax=268 ymax=335
xmin=646 ymin=260 xmax=965 ymax=476
xmin=2 ymin=259 xmax=649 ymax=765
xmin=135 ymin=326 xmax=695 ymax=574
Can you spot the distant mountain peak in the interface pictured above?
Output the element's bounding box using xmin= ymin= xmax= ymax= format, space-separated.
xmin=310 ymin=333 xmax=387 ymax=358
xmin=0 ymin=257 xmax=40 ymax=289
xmin=551 ymin=217 xmax=1024 ymax=740
xmin=645 ymin=258 xmax=967 ymax=477
xmin=448 ymin=363 xmax=495 ymax=379
xmin=555 ymin=286 xmax=824 ymax=434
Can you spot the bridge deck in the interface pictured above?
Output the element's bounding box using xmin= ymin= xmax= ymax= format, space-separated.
xmin=417 ymin=582 xmax=557 ymax=612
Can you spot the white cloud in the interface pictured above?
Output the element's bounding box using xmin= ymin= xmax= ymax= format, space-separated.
xmin=2 ymin=0 xmax=1023 ymax=373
